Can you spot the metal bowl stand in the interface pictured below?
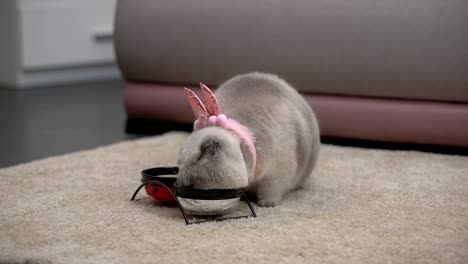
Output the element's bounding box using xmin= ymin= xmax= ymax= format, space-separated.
xmin=131 ymin=180 xmax=257 ymax=225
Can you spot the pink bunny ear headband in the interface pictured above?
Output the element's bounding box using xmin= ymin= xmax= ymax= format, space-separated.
xmin=184 ymin=83 xmax=257 ymax=181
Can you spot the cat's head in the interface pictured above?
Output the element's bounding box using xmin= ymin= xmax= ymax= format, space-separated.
xmin=176 ymin=127 xmax=249 ymax=190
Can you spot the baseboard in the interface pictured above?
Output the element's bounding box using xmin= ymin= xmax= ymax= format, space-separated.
xmin=125 ymin=118 xmax=192 ymax=135
xmin=125 ymin=118 xmax=468 ymax=156
xmin=12 ymin=64 xmax=122 ymax=89
xmin=321 ymin=136 xmax=468 ymax=156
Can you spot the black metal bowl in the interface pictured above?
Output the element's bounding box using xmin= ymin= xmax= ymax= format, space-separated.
xmin=174 ymin=184 xmax=244 ymax=200
xmin=141 ymin=167 xmax=178 ymax=186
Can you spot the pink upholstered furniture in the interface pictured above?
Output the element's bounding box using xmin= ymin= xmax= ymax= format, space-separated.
xmin=115 ymin=0 xmax=468 ymax=148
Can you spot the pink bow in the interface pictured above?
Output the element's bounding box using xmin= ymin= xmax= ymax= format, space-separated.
xmin=184 ymin=83 xmax=257 ymax=181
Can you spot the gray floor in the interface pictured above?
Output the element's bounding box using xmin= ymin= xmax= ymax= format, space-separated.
xmin=0 ymin=81 xmax=140 ymax=168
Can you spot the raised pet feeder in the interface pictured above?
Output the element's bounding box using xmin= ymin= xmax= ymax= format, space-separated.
xmin=130 ymin=166 xmax=257 ymax=225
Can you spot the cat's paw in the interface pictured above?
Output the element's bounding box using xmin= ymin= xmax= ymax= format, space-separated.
xmin=256 ymin=199 xmax=280 ymax=207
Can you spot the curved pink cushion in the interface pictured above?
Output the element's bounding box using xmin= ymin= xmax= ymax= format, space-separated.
xmin=125 ymin=82 xmax=468 ymax=147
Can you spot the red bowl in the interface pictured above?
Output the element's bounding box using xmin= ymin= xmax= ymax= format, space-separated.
xmin=145 ymin=185 xmax=176 ymax=203
xmin=141 ymin=167 xmax=178 ymax=203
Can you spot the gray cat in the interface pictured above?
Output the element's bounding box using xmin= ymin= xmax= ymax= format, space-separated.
xmin=177 ymin=72 xmax=320 ymax=207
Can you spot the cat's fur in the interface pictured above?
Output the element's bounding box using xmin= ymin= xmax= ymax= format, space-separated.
xmin=177 ymin=72 xmax=320 ymax=207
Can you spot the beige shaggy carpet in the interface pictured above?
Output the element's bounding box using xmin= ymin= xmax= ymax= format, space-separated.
xmin=1 ymin=132 xmax=467 ymax=263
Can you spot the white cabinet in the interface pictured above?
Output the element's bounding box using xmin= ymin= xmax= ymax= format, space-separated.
xmin=0 ymin=0 xmax=121 ymax=88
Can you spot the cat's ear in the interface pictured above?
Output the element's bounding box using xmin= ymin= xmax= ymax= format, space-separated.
xmin=199 ymin=137 xmax=223 ymax=157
